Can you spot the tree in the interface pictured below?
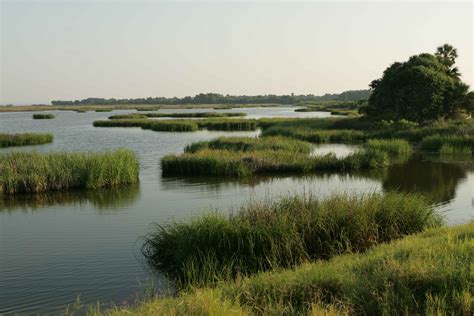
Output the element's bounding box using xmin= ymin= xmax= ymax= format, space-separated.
xmin=435 ymin=43 xmax=460 ymax=78
xmin=366 ymin=46 xmax=470 ymax=122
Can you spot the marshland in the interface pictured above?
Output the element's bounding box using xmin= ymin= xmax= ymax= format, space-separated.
xmin=1 ymin=1 xmax=473 ymax=315
xmin=1 ymin=104 xmax=473 ymax=315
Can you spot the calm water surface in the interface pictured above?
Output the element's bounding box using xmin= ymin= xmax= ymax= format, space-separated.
xmin=0 ymin=107 xmax=472 ymax=315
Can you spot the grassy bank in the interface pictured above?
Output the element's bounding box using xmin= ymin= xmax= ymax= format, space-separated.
xmin=143 ymin=192 xmax=439 ymax=287
xmin=146 ymin=112 xmax=246 ymax=118
xmin=83 ymin=221 xmax=472 ymax=315
xmin=365 ymin=139 xmax=412 ymax=155
xmin=0 ymin=149 xmax=139 ymax=194
xmin=0 ymin=133 xmax=53 ymax=147
xmin=33 ymin=113 xmax=55 ymax=119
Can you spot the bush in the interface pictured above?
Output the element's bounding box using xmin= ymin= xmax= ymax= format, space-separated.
xmin=33 ymin=113 xmax=55 ymax=119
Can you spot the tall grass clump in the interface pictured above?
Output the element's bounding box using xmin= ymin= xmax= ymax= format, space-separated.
xmin=0 ymin=133 xmax=53 ymax=147
xmin=33 ymin=113 xmax=55 ymax=119
xmin=162 ymin=148 xmax=388 ymax=177
xmin=0 ymin=149 xmax=139 ymax=194
xmin=142 ymin=192 xmax=440 ymax=287
xmin=262 ymin=126 xmax=366 ymax=143
xmin=109 ymin=113 xmax=147 ymax=120
xmin=93 ymin=119 xmax=149 ymax=127
xmin=365 ymin=139 xmax=411 ymax=155
xmin=421 ymin=134 xmax=474 ymax=154
xmin=198 ymin=119 xmax=258 ymax=131
xmin=185 ymin=136 xmax=312 ymax=154
xmin=144 ymin=120 xmax=199 ymax=132
xmin=146 ymin=112 xmax=246 ymax=118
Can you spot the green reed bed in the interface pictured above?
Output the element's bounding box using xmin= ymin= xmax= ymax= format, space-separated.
xmin=32 ymin=113 xmax=55 ymax=119
xmin=142 ymin=192 xmax=440 ymax=287
xmin=146 ymin=112 xmax=246 ymax=118
xmin=365 ymin=139 xmax=412 ymax=155
xmin=95 ymin=109 xmax=113 ymax=112
xmin=185 ymin=136 xmax=312 ymax=154
xmin=143 ymin=120 xmax=199 ymax=132
xmin=93 ymin=119 xmax=149 ymax=128
xmin=161 ymin=148 xmax=388 ymax=177
xmin=421 ymin=134 xmax=474 ymax=154
xmin=0 ymin=133 xmax=53 ymax=148
xmin=262 ymin=127 xmax=366 ymax=143
xmin=108 ymin=113 xmax=148 ymax=120
xmin=0 ymin=149 xmax=139 ymax=194
xmin=198 ymin=119 xmax=258 ymax=131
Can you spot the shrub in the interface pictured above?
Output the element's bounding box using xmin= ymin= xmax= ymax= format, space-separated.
xmin=33 ymin=113 xmax=55 ymax=119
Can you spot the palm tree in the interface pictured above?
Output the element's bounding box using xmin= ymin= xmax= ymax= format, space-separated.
xmin=435 ymin=44 xmax=461 ymax=79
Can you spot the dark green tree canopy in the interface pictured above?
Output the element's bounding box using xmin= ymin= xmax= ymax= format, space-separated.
xmin=367 ymin=46 xmax=469 ymax=122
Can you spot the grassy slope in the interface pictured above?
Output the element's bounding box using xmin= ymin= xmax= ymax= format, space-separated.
xmin=87 ymin=222 xmax=473 ymax=315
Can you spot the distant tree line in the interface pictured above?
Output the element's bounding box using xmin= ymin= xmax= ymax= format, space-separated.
xmin=50 ymin=90 xmax=372 ymax=106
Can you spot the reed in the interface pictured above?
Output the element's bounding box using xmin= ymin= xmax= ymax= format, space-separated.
xmin=0 ymin=133 xmax=53 ymax=148
xmin=93 ymin=119 xmax=149 ymax=127
xmin=184 ymin=136 xmax=312 ymax=154
xmin=421 ymin=134 xmax=474 ymax=153
xmin=108 ymin=113 xmax=147 ymax=120
xmin=161 ymin=148 xmax=388 ymax=177
xmin=198 ymin=119 xmax=258 ymax=131
xmin=0 ymin=149 xmax=139 ymax=194
xmin=142 ymin=192 xmax=440 ymax=287
xmin=146 ymin=112 xmax=246 ymax=118
xmin=262 ymin=127 xmax=366 ymax=143
xmin=95 ymin=109 xmax=113 ymax=112
xmin=32 ymin=113 xmax=55 ymax=119
xmin=365 ymin=139 xmax=412 ymax=155
xmin=144 ymin=120 xmax=199 ymax=132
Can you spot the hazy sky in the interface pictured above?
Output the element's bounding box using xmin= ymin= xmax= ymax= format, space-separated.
xmin=1 ymin=1 xmax=472 ymax=105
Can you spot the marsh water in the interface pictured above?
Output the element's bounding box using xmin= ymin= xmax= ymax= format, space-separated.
xmin=0 ymin=107 xmax=473 ymax=315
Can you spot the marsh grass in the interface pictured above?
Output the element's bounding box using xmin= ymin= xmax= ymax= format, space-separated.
xmin=421 ymin=134 xmax=474 ymax=154
xmin=0 ymin=133 xmax=53 ymax=147
xmin=263 ymin=127 xmax=366 ymax=143
xmin=142 ymin=192 xmax=440 ymax=287
xmin=185 ymin=137 xmax=312 ymax=154
xmin=365 ymin=139 xmax=412 ymax=155
xmin=161 ymin=148 xmax=389 ymax=177
xmin=0 ymin=149 xmax=139 ymax=194
xmin=33 ymin=113 xmax=55 ymax=119
xmin=95 ymin=109 xmax=113 ymax=112
xmin=93 ymin=118 xmax=257 ymax=131
xmin=109 ymin=113 xmax=147 ymax=120
xmin=146 ymin=112 xmax=246 ymax=118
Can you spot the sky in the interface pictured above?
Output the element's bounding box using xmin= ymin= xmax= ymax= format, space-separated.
xmin=0 ymin=1 xmax=472 ymax=105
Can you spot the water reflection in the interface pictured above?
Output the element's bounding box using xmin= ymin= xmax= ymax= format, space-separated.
xmin=382 ymin=155 xmax=469 ymax=204
xmin=0 ymin=184 xmax=140 ymax=212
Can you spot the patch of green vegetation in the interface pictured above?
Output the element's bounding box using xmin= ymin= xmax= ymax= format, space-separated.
xmin=185 ymin=137 xmax=312 ymax=154
xmin=109 ymin=113 xmax=148 ymax=120
xmin=146 ymin=112 xmax=246 ymax=118
xmin=0 ymin=149 xmax=139 ymax=194
xmin=262 ymin=127 xmax=366 ymax=143
xmin=421 ymin=134 xmax=474 ymax=154
xmin=142 ymin=192 xmax=440 ymax=287
xmin=161 ymin=148 xmax=388 ymax=177
xmin=32 ymin=113 xmax=55 ymax=119
xmin=0 ymin=133 xmax=53 ymax=148
xmin=85 ymin=222 xmax=472 ymax=316
xmin=94 ymin=109 xmax=113 ymax=112
xmin=94 ymin=118 xmax=258 ymax=132
xmin=365 ymin=139 xmax=412 ymax=155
